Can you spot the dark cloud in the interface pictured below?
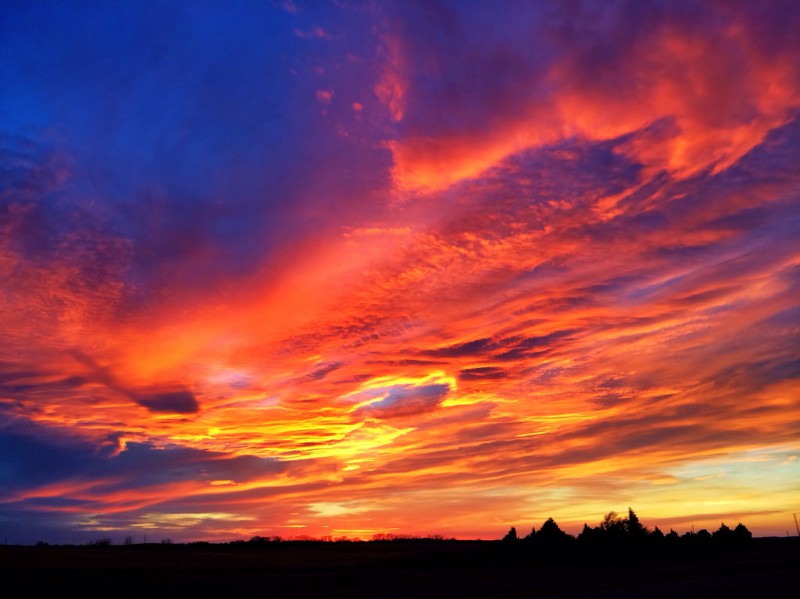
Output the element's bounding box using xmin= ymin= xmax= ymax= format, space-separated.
xmin=69 ymin=350 xmax=200 ymax=414
xmin=459 ymin=367 xmax=507 ymax=381
xmin=443 ymin=137 xmax=643 ymax=239
xmin=301 ymin=362 xmax=342 ymax=382
xmin=0 ymin=366 xmax=198 ymax=427
xmin=135 ymin=389 xmax=198 ymax=414
xmin=0 ymin=426 xmax=287 ymax=544
xmin=709 ymin=359 xmax=800 ymax=393
xmin=366 ymin=359 xmax=448 ymax=367
xmin=759 ymin=305 xmax=800 ymax=328
xmin=426 ymin=338 xmax=495 ymax=358
xmin=495 ymin=330 xmax=576 ymax=362
xmin=591 ymin=392 xmax=634 ymax=408
xmin=0 ymin=429 xmax=91 ymax=492
xmin=671 ymin=287 xmax=738 ymax=307
xmin=334 ymin=373 xmax=375 ymax=385
xmin=101 ymin=442 xmax=285 ymax=490
xmin=381 ymin=0 xmax=559 ymax=139
xmin=0 ymin=425 xmax=284 ymax=498
xmin=357 ymin=383 xmax=450 ymax=419
xmin=423 ymin=330 xmax=575 ymax=363
xmin=705 ymin=207 xmax=771 ymax=231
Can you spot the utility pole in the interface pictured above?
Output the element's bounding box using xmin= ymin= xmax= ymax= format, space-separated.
xmin=793 ymin=513 xmax=800 ymax=537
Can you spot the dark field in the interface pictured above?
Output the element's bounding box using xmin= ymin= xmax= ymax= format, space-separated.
xmin=1 ymin=538 xmax=797 ymax=598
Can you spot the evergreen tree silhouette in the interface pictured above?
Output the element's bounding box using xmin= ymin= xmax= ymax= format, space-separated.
xmin=502 ymin=526 xmax=518 ymax=543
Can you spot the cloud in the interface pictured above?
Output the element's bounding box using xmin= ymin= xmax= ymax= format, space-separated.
xmin=424 ymin=330 xmax=575 ymax=363
xmin=301 ymin=362 xmax=342 ymax=382
xmin=356 ymin=383 xmax=451 ymax=420
xmin=426 ymin=338 xmax=495 ymax=358
xmin=0 ymin=1 xmax=798 ymax=542
xmin=458 ymin=367 xmax=507 ymax=381
xmin=0 ymin=423 xmax=285 ymax=509
xmin=66 ymin=350 xmax=200 ymax=414
xmin=136 ymin=390 xmax=199 ymax=414
xmin=378 ymin=1 xmax=800 ymax=191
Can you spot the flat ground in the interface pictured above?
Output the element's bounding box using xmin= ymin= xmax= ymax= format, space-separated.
xmin=1 ymin=538 xmax=797 ymax=598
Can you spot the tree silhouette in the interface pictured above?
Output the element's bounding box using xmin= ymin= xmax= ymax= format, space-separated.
xmin=713 ymin=523 xmax=733 ymax=545
xmin=625 ymin=508 xmax=648 ymax=540
xmin=502 ymin=526 xmax=518 ymax=543
xmin=503 ymin=509 xmax=755 ymax=562
xmin=600 ymin=511 xmax=626 ymax=541
xmin=733 ymin=523 xmax=752 ymax=545
xmin=535 ymin=518 xmax=573 ymax=550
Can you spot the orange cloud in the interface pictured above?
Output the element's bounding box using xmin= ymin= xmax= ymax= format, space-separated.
xmin=380 ymin=4 xmax=800 ymax=192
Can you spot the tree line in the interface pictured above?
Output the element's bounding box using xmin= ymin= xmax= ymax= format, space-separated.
xmin=502 ymin=508 xmax=753 ymax=557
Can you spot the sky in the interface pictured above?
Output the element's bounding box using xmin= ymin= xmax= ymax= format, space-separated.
xmin=1 ymin=0 xmax=798 ymax=545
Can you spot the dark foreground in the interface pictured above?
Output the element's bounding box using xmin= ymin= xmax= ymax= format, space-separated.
xmin=1 ymin=538 xmax=797 ymax=598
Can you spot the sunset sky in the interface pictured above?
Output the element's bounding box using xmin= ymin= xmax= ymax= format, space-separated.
xmin=1 ymin=0 xmax=798 ymax=545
